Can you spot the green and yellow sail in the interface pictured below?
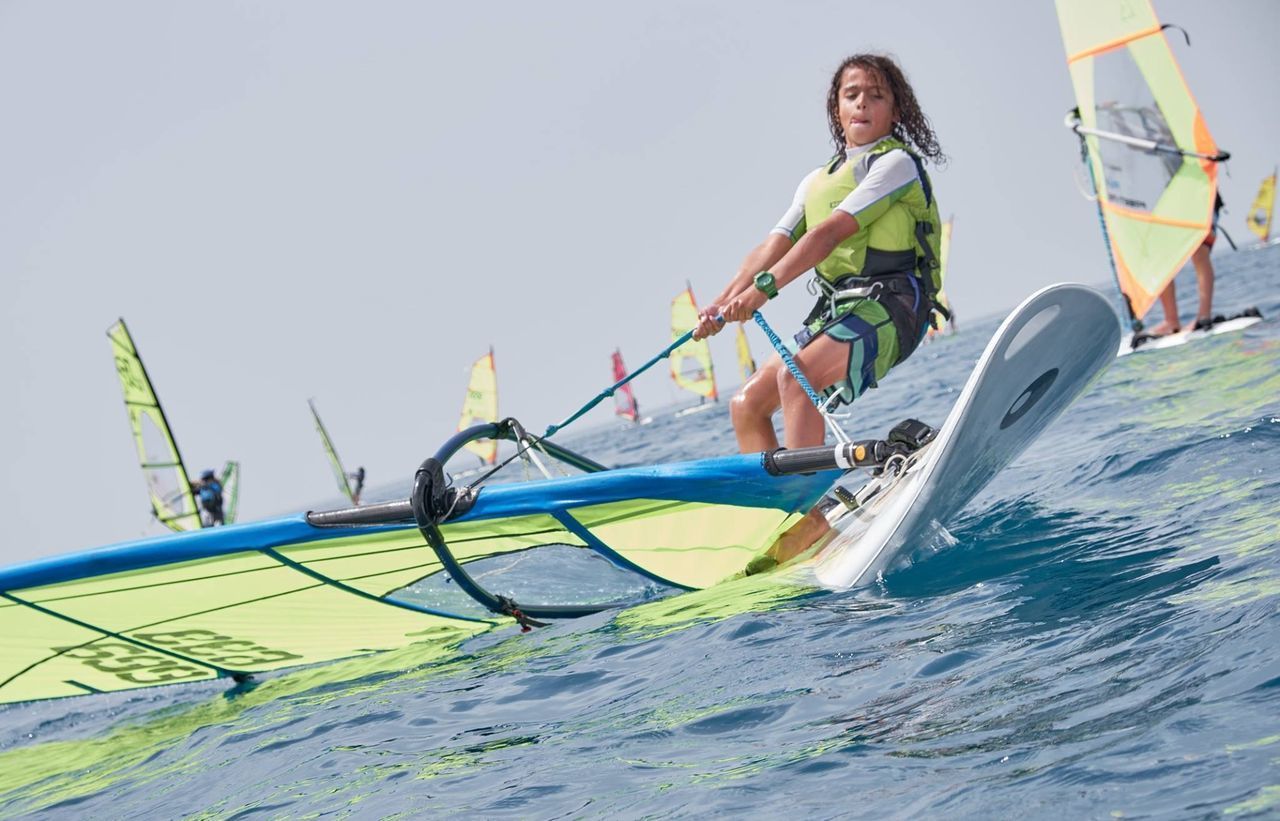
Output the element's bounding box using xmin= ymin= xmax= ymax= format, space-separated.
xmin=0 ymin=450 xmax=835 ymax=705
xmin=929 ymin=217 xmax=954 ymax=334
xmin=107 ymin=319 xmax=204 ymax=532
xmin=1246 ymin=169 xmax=1276 ymax=244
xmin=670 ymin=285 xmax=718 ymax=402
xmin=308 ymin=399 xmax=355 ymax=504
xmin=1057 ymin=0 xmax=1225 ymax=323
xmin=458 ymin=348 xmax=499 ymax=464
xmin=0 ymin=524 xmax=493 ymax=704
xmin=220 ymin=461 xmax=240 ymax=524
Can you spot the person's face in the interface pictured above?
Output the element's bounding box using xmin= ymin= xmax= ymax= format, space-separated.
xmin=837 ymin=66 xmax=896 ymax=147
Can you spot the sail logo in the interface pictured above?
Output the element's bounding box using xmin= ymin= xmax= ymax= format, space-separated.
xmin=135 ymin=628 xmax=303 ymax=666
xmin=114 ymin=356 xmax=146 ymax=395
xmin=56 ymin=630 xmax=304 ymax=686
xmin=56 ymin=641 xmax=209 ymax=685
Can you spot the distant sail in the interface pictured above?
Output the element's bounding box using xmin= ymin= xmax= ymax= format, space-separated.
xmin=735 ymin=325 xmax=756 ymax=383
xmin=308 ymin=399 xmax=355 ymax=504
xmin=1058 ymin=0 xmax=1227 ymax=324
xmin=1246 ymin=169 xmax=1276 ymax=244
xmin=612 ymin=349 xmax=640 ymax=422
xmin=459 ymin=348 xmax=499 ymax=464
xmin=670 ymin=285 xmax=718 ymax=401
xmin=106 ymin=319 xmax=203 ymax=532
xmin=930 ymin=217 xmax=954 ymax=333
xmin=220 ymin=460 xmax=240 ymax=523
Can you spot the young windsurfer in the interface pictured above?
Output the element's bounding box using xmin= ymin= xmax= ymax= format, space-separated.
xmin=693 ymin=53 xmax=945 ymax=564
xmin=194 ymin=469 xmax=226 ymax=526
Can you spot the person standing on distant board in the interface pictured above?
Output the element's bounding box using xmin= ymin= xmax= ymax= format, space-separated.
xmin=1144 ymin=193 xmax=1224 ymax=337
xmin=348 ymin=466 xmax=366 ymax=505
xmin=194 ymin=469 xmax=225 ymax=526
xmin=693 ymin=53 xmax=946 ymax=565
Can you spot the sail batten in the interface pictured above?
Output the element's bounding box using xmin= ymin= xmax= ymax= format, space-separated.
xmin=1066 ymin=24 xmax=1164 ymax=64
xmin=1100 ymin=203 xmax=1208 ymax=229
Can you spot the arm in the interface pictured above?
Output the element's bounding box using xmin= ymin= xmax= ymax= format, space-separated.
xmin=694 ymin=233 xmax=793 ymax=338
xmin=718 ymin=212 xmax=859 ymax=323
xmin=714 ymin=233 xmax=794 ymax=305
xmin=694 ymin=169 xmax=820 ymax=339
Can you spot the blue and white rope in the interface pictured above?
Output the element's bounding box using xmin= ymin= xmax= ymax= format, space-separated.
xmin=751 ymin=311 xmax=850 ymax=444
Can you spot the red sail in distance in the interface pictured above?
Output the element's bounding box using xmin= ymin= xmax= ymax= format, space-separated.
xmin=612 ymin=349 xmax=640 ymax=422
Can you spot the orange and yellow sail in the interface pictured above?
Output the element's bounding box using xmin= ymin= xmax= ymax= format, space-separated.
xmin=1057 ymin=0 xmax=1226 ymax=323
xmin=458 ymin=348 xmax=498 ymax=464
xmin=1246 ymin=169 xmax=1276 ymax=244
xmin=670 ymin=285 xmax=718 ymax=402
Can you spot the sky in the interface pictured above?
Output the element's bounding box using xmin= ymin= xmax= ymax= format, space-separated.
xmin=2 ymin=0 xmax=1277 ymax=565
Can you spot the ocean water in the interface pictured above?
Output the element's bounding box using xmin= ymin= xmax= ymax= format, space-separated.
xmin=3 ymin=248 xmax=1279 ymax=818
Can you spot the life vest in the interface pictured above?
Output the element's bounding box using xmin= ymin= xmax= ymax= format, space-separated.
xmin=793 ymin=137 xmax=947 ymax=364
xmin=198 ymin=481 xmax=223 ymax=506
xmin=801 ymin=137 xmax=944 ymax=308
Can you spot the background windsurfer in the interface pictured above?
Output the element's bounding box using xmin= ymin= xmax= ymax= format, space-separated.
xmin=1144 ymin=193 xmax=1226 ymax=337
xmin=348 ymin=466 xmax=366 ymax=505
xmin=193 ymin=469 xmax=226 ymax=526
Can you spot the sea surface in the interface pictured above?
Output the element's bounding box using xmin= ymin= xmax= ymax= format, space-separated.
xmin=3 ymin=248 xmax=1279 ymax=818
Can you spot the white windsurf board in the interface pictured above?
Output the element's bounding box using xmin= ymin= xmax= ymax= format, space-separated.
xmin=794 ymin=282 xmax=1120 ymax=590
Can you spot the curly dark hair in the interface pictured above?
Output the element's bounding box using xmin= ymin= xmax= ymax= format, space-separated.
xmin=826 ymin=53 xmax=945 ymax=166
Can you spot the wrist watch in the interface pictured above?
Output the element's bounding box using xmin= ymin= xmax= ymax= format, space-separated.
xmin=753 ymin=271 xmax=778 ymax=299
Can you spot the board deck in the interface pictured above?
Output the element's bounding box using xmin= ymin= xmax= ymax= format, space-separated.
xmin=674 ymin=403 xmax=717 ymax=418
xmin=794 ymin=283 xmax=1120 ymax=590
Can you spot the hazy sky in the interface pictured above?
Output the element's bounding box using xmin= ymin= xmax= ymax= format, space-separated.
xmin=2 ymin=0 xmax=1277 ymax=564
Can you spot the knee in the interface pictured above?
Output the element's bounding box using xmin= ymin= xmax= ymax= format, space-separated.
xmin=775 ymin=367 xmax=809 ymax=405
xmin=731 ymin=378 xmax=777 ymax=423
xmin=729 ymin=391 xmax=759 ymax=427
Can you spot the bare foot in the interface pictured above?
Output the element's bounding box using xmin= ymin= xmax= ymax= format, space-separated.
xmin=1145 ymin=320 xmax=1180 ymax=337
xmin=768 ymin=509 xmax=833 ymax=565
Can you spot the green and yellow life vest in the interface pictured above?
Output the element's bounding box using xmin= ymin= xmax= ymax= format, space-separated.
xmin=799 ymin=137 xmax=943 ymax=300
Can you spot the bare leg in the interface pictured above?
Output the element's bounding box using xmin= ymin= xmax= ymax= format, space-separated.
xmin=1190 ymin=243 xmax=1215 ymax=323
xmin=758 ymin=335 xmax=855 ymax=565
xmin=730 ymin=358 xmax=784 ymax=452
xmin=1148 ymin=281 xmax=1181 ymax=335
xmin=778 ymin=334 xmax=852 ymax=449
xmin=730 ymin=336 xmax=852 ymax=452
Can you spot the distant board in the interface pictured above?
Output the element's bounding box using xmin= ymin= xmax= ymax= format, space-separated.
xmin=1120 ymin=311 xmax=1263 ymax=356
